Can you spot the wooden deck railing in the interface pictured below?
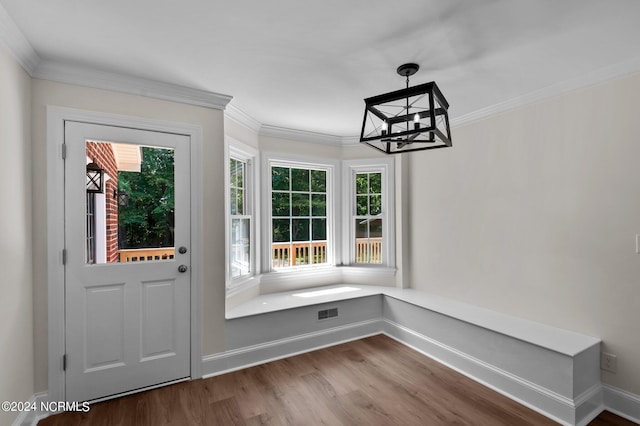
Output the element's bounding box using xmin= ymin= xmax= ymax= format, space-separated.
xmin=119 ymin=248 xmax=175 ymax=262
xmin=272 ymin=242 xmax=326 ymax=267
xmin=271 ymin=238 xmax=382 ymax=267
xmin=356 ymin=237 xmax=382 ymax=264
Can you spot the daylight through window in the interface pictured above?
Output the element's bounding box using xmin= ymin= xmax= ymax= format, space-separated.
xmin=354 ymin=172 xmax=383 ymax=264
xmin=230 ymin=158 xmax=251 ymax=278
xmin=271 ymin=165 xmax=328 ymax=268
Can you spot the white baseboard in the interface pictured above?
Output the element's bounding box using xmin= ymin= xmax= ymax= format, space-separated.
xmin=381 ymin=318 xmax=602 ymax=426
xmin=25 ymin=321 xmax=640 ymax=426
xmin=13 ymin=392 xmax=48 ymax=426
xmin=201 ymin=318 xmax=383 ymax=378
xmin=603 ymin=384 xmax=640 ymax=424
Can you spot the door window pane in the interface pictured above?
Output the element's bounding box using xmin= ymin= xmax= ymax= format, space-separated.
xmin=85 ymin=141 xmax=176 ymax=264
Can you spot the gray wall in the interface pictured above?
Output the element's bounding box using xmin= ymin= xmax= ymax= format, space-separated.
xmin=0 ymin=41 xmax=33 ymax=426
xmin=406 ymin=72 xmax=640 ymax=394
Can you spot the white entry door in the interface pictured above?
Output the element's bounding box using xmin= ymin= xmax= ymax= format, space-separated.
xmin=64 ymin=121 xmax=191 ymax=402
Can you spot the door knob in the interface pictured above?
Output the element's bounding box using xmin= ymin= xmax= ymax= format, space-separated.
xmin=178 ymin=246 xmax=188 ymax=254
xmin=178 ymin=265 xmax=188 ymax=273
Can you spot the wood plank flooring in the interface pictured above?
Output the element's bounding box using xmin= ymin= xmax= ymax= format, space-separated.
xmin=40 ymin=335 xmax=636 ymax=425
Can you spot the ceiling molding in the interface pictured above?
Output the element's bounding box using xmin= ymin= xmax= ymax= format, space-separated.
xmin=341 ymin=136 xmax=362 ymax=147
xmin=451 ymin=55 xmax=640 ymax=128
xmin=259 ymin=124 xmax=345 ymax=147
xmin=232 ymin=56 xmax=640 ymax=147
xmin=0 ymin=2 xmax=40 ymax=74
xmin=32 ymin=60 xmax=233 ymax=110
xmin=225 ymin=104 xmax=262 ymax=133
xmin=3 ymin=0 xmax=639 ymax=138
xmin=226 ymin=104 xmax=362 ymax=147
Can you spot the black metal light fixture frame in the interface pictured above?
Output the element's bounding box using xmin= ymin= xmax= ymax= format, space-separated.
xmin=114 ymin=189 xmax=129 ymax=207
xmin=86 ymin=160 xmax=104 ymax=193
xmin=359 ymin=63 xmax=452 ymax=154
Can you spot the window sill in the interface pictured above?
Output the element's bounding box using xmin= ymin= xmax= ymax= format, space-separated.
xmin=339 ymin=265 xmax=396 ymax=279
xmin=260 ymin=266 xmax=342 ymax=293
xmin=226 ymin=275 xmax=260 ymax=297
xmin=257 ymin=265 xmax=397 ymax=294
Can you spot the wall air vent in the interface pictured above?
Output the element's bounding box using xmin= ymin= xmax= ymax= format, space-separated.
xmin=317 ymin=308 xmax=338 ymax=321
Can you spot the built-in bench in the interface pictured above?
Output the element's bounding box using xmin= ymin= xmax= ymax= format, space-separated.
xmin=211 ymin=285 xmax=602 ymax=426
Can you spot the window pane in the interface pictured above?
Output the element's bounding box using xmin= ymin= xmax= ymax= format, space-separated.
xmin=311 ymin=241 xmax=326 ymax=264
xmin=311 ymin=170 xmax=326 ymax=192
xmin=293 ymin=242 xmax=310 ymax=266
xmin=370 ymin=172 xmax=382 ymax=193
xmin=356 ymin=195 xmax=368 ymax=216
xmin=370 ymin=194 xmax=381 ymax=216
xmin=272 ymin=219 xmax=290 ymax=242
xmin=369 ymin=218 xmax=383 ymax=264
xmin=236 ymin=162 xmax=244 ymax=188
xmin=116 ymin=144 xmax=176 ymax=264
xmin=311 ymin=194 xmax=326 ymax=216
xmin=370 ymin=218 xmax=382 ymax=238
xmin=353 ymin=168 xmax=385 ymax=265
xmin=272 ymin=192 xmax=289 ymax=216
xmin=292 ymin=218 xmax=310 ymax=241
xmin=356 ymin=173 xmax=368 ymax=194
xmin=230 ymin=159 xmax=238 ymax=187
xmin=231 ymin=218 xmax=250 ymax=278
xmin=292 ymin=168 xmax=310 ymax=192
xmin=312 ymin=218 xmax=326 ymax=241
xmin=271 ymin=164 xmax=328 ymax=269
xmin=291 ymin=193 xmax=309 ymax=216
xmin=355 ymin=219 xmax=368 ymax=263
xmin=272 ymin=167 xmax=290 ymax=191
xmin=236 ymin=188 xmax=244 ymax=215
xmin=355 ymin=219 xmax=368 ymax=238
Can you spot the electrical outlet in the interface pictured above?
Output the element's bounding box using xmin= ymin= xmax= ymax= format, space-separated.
xmin=601 ymin=352 xmax=617 ymax=373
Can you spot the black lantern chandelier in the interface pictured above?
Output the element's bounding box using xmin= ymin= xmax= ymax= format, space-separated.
xmin=360 ymin=63 xmax=452 ymax=154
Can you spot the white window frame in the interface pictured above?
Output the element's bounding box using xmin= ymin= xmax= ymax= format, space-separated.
xmin=342 ymin=157 xmax=395 ymax=269
xmin=262 ymin=153 xmax=339 ymax=275
xmin=225 ymin=137 xmax=260 ymax=292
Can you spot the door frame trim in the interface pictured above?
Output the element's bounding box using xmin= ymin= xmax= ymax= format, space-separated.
xmin=46 ymin=106 xmax=203 ymax=402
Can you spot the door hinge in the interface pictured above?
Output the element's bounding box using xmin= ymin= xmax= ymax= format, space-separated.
xmin=61 ymin=143 xmax=67 ymax=159
xmin=62 ymin=249 xmax=67 ymax=265
xmin=62 ymin=354 xmax=67 ymax=371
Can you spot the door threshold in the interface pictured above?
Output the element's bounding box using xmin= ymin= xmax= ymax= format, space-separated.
xmin=86 ymin=377 xmax=191 ymax=405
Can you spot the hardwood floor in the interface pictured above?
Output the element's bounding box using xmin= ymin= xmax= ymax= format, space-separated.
xmin=40 ymin=335 xmax=636 ymax=425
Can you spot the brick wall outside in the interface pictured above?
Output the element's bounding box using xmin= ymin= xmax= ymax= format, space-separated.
xmin=86 ymin=141 xmax=119 ymax=263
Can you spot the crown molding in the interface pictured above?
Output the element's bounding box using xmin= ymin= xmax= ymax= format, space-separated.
xmin=3 ymin=0 xmax=639 ymax=135
xmin=0 ymin=2 xmax=40 ymax=74
xmin=32 ymin=60 xmax=232 ymax=110
xmin=260 ymin=124 xmax=345 ymax=147
xmin=225 ymin=103 xmax=262 ymax=132
xmin=341 ymin=135 xmax=362 ymax=147
xmin=451 ymin=55 xmax=640 ymax=128
xmin=225 ymin=104 xmax=362 ymax=147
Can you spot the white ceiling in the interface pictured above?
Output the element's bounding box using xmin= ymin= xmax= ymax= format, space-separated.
xmin=2 ymin=0 xmax=640 ymax=137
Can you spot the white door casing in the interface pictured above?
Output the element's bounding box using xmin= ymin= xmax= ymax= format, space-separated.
xmin=64 ymin=121 xmax=191 ymax=402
